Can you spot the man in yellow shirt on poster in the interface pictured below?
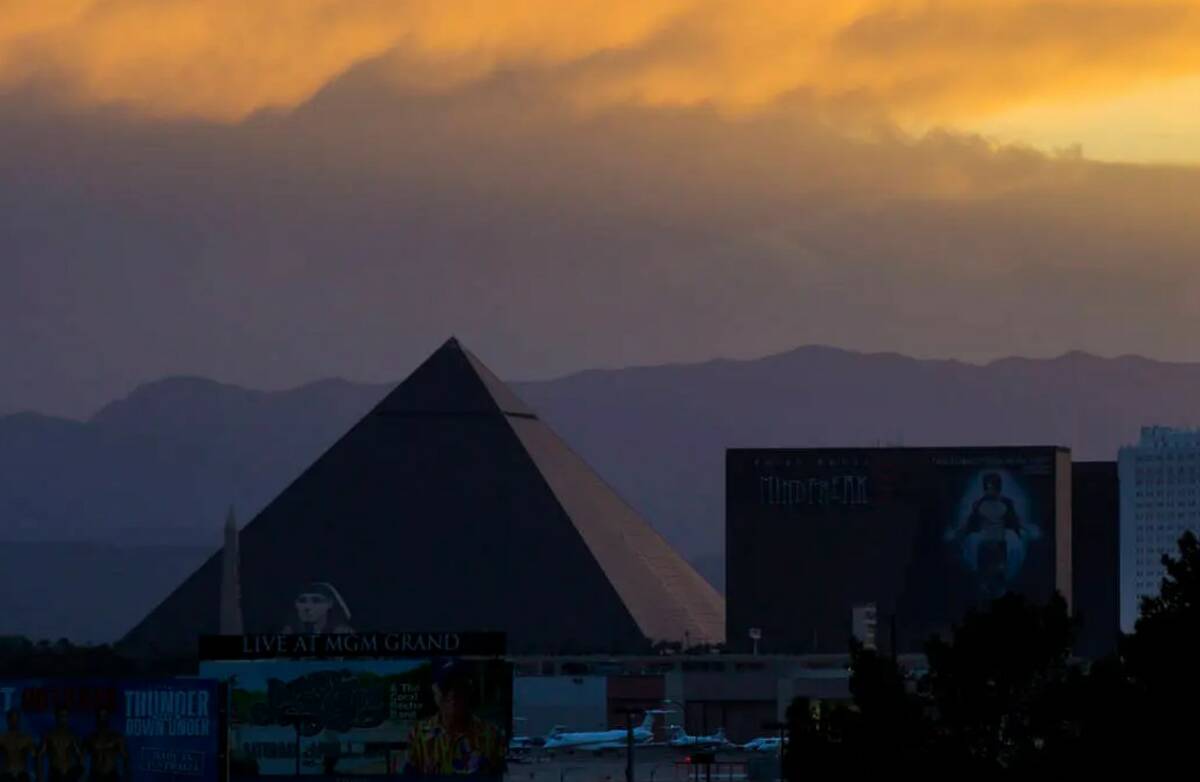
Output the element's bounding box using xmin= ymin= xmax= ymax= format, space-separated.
xmin=403 ymin=661 xmax=504 ymax=777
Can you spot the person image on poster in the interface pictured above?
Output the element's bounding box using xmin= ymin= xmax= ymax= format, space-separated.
xmin=84 ymin=709 xmax=128 ymax=782
xmin=403 ymin=660 xmax=504 ymax=777
xmin=282 ymin=582 xmax=354 ymax=634
xmin=0 ymin=711 xmax=36 ymax=782
xmin=39 ymin=708 xmax=83 ymax=782
xmin=944 ymin=472 xmax=1041 ymax=599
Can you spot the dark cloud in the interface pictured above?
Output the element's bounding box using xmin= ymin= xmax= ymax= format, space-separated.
xmin=3 ymin=68 xmax=1199 ymax=417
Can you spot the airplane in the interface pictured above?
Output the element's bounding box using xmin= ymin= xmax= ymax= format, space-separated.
xmin=507 ymin=735 xmax=544 ymax=764
xmin=508 ymin=736 xmax=544 ymax=751
xmin=666 ymin=726 xmax=732 ymax=751
xmin=542 ymin=711 xmax=664 ymax=754
xmin=740 ymin=737 xmax=786 ymax=753
xmin=507 ymin=718 xmax=545 ymax=762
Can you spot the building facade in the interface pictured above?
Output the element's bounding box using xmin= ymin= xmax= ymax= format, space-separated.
xmin=728 ymin=447 xmax=1072 ymax=654
xmin=1118 ymin=427 xmax=1200 ymax=632
xmin=1071 ymin=462 xmax=1119 ymax=657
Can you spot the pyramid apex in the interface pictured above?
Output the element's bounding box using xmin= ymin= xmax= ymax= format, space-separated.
xmin=366 ymin=338 xmax=535 ymax=419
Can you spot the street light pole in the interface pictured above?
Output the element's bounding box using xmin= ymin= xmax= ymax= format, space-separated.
xmin=762 ymin=721 xmax=787 ymax=782
xmin=284 ymin=709 xmax=315 ymax=778
xmin=627 ymin=717 xmax=634 ymax=782
xmin=617 ymin=707 xmax=645 ymax=782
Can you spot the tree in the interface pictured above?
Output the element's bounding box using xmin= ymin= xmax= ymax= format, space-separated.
xmin=923 ymin=593 xmax=1076 ymax=771
xmin=1127 ymin=530 xmax=1200 ymax=676
xmin=0 ymin=636 xmax=191 ymax=677
xmin=782 ymin=642 xmax=932 ymax=777
xmin=783 ymin=534 xmax=1200 ymax=773
xmin=845 ymin=642 xmax=930 ymax=770
xmin=783 ymin=696 xmax=848 ymax=778
xmin=1120 ymin=530 xmax=1200 ymax=753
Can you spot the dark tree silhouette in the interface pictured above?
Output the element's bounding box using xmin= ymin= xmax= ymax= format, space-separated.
xmin=783 ymin=696 xmax=846 ymax=777
xmin=0 ymin=637 xmax=190 ymax=677
xmin=845 ymin=642 xmax=929 ymax=771
xmin=1128 ymin=531 xmax=1200 ymax=676
xmin=1120 ymin=530 xmax=1200 ymax=755
xmin=924 ymin=593 xmax=1075 ymax=770
xmin=784 ymin=643 xmax=930 ymax=777
xmin=784 ymin=533 xmax=1200 ymax=774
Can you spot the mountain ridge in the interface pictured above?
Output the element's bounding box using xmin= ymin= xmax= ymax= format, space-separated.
xmin=4 ymin=344 xmax=1200 ymax=641
xmin=13 ymin=346 xmax=1191 ymax=426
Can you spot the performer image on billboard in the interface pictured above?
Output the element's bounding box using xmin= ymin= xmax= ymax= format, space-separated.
xmin=403 ymin=660 xmax=504 ymax=777
xmin=40 ymin=708 xmax=83 ymax=782
xmin=84 ymin=709 xmax=128 ymax=782
xmin=0 ymin=711 xmax=36 ymax=782
xmin=945 ymin=472 xmax=1041 ymax=600
xmin=282 ymin=582 xmax=354 ymax=635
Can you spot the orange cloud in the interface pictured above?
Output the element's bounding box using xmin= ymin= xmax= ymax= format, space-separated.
xmin=2 ymin=0 xmax=1200 ymax=134
xmin=0 ymin=1 xmax=690 ymax=119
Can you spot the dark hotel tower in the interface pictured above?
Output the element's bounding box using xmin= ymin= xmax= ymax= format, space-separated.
xmin=726 ymin=447 xmax=1072 ymax=654
xmin=1071 ymin=461 xmax=1119 ymax=658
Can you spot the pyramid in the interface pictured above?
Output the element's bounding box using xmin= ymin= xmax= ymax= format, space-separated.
xmin=122 ymin=339 xmax=725 ymax=657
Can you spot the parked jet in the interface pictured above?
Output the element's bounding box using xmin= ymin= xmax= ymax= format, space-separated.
xmin=542 ymin=712 xmax=661 ymax=753
xmin=667 ymin=726 xmax=731 ymax=750
xmin=507 ymin=734 xmax=544 ymax=762
xmin=507 ymin=718 xmax=545 ymax=762
xmin=740 ymin=737 xmax=786 ymax=753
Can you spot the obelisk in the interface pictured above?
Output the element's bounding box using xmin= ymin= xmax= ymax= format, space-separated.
xmin=220 ymin=506 xmax=244 ymax=634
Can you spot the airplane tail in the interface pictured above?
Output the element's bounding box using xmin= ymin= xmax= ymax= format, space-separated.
xmin=640 ymin=713 xmax=656 ymax=732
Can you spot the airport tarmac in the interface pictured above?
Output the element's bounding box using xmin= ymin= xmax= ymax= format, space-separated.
xmin=505 ymin=746 xmax=780 ymax=782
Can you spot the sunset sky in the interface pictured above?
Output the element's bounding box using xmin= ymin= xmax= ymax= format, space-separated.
xmin=4 ymin=1 xmax=1200 ymax=416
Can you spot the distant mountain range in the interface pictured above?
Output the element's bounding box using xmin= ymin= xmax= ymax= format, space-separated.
xmin=0 ymin=542 xmax=210 ymax=643
xmin=3 ymin=345 xmax=1200 ymax=641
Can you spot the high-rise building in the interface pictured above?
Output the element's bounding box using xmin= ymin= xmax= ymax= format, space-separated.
xmin=1071 ymin=462 xmax=1118 ymax=657
xmin=1118 ymin=426 xmax=1200 ymax=632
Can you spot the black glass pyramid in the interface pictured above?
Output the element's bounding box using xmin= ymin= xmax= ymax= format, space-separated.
xmin=122 ymin=338 xmax=724 ymax=657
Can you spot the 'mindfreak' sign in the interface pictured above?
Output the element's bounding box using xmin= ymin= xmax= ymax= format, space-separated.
xmin=198 ymin=632 xmax=506 ymax=660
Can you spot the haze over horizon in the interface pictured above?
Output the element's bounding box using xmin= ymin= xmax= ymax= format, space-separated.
xmin=6 ymin=1 xmax=1200 ymax=417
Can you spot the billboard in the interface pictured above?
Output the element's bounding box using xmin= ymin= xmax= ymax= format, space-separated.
xmin=198 ymin=633 xmax=506 ymax=661
xmin=198 ymin=657 xmax=511 ymax=780
xmin=727 ymin=447 xmax=1071 ymax=653
xmin=0 ymin=679 xmax=220 ymax=782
